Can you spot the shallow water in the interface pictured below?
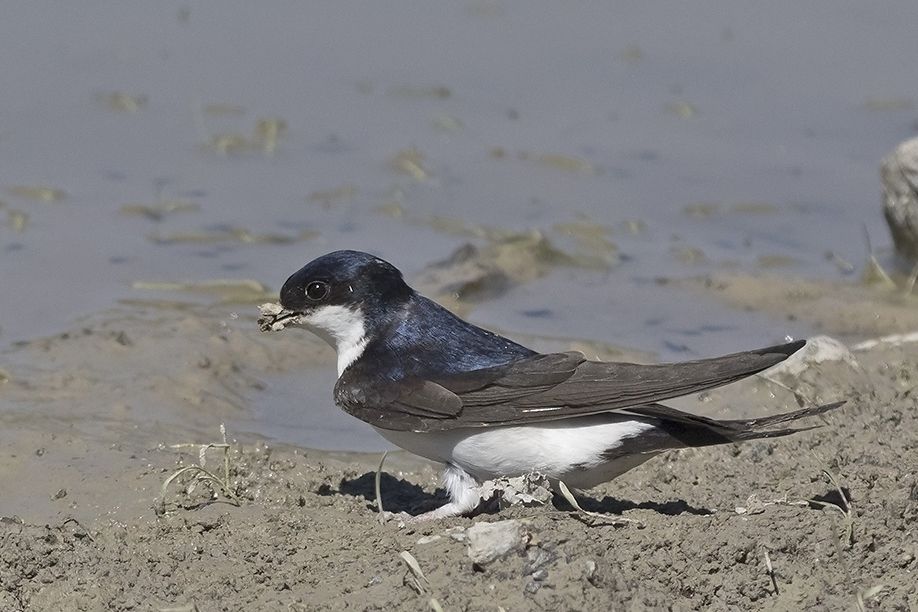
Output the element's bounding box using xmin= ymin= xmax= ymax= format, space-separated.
xmin=1 ymin=2 xmax=916 ymax=448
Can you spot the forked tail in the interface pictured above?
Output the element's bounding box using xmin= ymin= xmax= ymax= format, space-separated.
xmin=624 ymin=400 xmax=846 ymax=448
xmin=724 ymin=401 xmax=846 ymax=440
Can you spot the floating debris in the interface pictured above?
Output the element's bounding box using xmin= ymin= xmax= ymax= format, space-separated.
xmin=308 ymin=185 xmax=357 ymax=209
xmin=670 ymin=246 xmax=707 ymax=264
xmin=732 ymin=202 xmax=779 ymax=214
xmin=390 ymin=148 xmax=429 ymax=181
xmin=201 ymin=112 xmax=287 ymax=157
xmin=98 ymin=92 xmax=147 ymax=112
xmin=863 ymin=97 xmax=914 ymax=112
xmin=417 ymin=230 xmax=614 ymax=305
xmin=385 ymin=213 xmax=620 ymax=302
xmin=203 ymin=103 xmax=246 ymax=116
xmin=120 ymin=200 xmax=200 ymax=221
xmin=619 ymin=44 xmax=643 ymax=63
xmin=622 ymin=219 xmax=647 ymax=235
xmin=521 ymin=152 xmax=594 ymax=175
xmin=665 ymin=101 xmax=698 ymax=119
xmin=132 ymin=279 xmax=266 ymax=293
xmin=426 ymin=215 xmax=495 ymax=239
xmin=8 ymin=186 xmax=66 ymax=202
xmin=133 ymin=279 xmax=271 ymax=303
xmin=466 ymin=0 xmax=504 ymax=17
xmin=432 ymin=113 xmax=463 ymax=133
xmin=682 ymin=202 xmax=721 ymax=218
xmin=757 ymin=254 xmax=799 ymax=269
xmin=116 ymin=298 xmax=200 ymax=311
xmin=389 ymin=84 xmax=451 ymax=99
xmin=148 ymin=226 xmax=315 ymax=245
xmin=553 ymin=221 xmax=619 ymax=266
xmin=208 ymin=133 xmax=251 ymax=156
xmin=7 ymin=209 xmax=29 ymax=232
xmin=254 ymin=118 xmax=287 ymax=155
xmin=375 ymin=202 xmax=406 ymax=218
xmin=683 ymin=201 xmax=778 ymax=217
xmin=374 ymin=206 xmax=508 ymax=241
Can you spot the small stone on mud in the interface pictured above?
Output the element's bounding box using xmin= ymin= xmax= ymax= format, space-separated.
xmin=445 ymin=526 xmax=468 ymax=542
xmin=466 ymin=519 xmax=530 ymax=565
xmin=583 ymin=559 xmax=597 ymax=580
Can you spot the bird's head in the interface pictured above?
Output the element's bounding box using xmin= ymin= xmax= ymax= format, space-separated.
xmin=279 ymin=250 xmax=411 ymax=370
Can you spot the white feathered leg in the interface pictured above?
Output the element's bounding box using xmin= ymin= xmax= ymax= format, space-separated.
xmin=407 ymin=463 xmax=482 ymax=521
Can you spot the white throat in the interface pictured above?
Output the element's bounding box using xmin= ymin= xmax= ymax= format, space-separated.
xmin=298 ymin=305 xmax=368 ymax=376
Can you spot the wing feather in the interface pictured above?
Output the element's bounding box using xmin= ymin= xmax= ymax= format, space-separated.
xmin=335 ymin=340 xmax=805 ymax=432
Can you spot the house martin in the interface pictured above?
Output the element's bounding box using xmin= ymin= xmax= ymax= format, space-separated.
xmin=262 ymin=250 xmax=843 ymax=520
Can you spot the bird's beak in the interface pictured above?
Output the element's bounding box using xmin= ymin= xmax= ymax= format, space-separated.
xmin=258 ymin=302 xmax=305 ymax=332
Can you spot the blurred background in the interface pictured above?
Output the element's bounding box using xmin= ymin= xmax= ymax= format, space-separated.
xmin=1 ymin=2 xmax=917 ymax=447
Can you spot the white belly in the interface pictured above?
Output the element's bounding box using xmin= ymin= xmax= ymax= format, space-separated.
xmin=374 ymin=415 xmax=656 ymax=489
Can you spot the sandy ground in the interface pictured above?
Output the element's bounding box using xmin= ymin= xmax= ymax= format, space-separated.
xmin=1 ymin=275 xmax=917 ymax=611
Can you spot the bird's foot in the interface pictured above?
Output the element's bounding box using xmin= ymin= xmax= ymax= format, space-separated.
xmin=379 ymin=510 xmax=412 ymax=524
xmin=379 ymin=501 xmax=472 ymax=524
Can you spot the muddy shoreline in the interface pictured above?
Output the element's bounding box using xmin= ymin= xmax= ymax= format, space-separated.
xmin=1 ymin=275 xmax=917 ymax=610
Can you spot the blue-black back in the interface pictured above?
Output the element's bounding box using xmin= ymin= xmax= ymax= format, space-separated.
xmin=358 ymin=293 xmax=535 ymax=382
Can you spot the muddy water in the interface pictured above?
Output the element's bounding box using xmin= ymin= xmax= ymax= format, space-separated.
xmin=2 ymin=2 xmax=917 ymax=449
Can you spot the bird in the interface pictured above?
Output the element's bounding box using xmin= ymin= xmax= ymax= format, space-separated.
xmin=264 ymin=249 xmax=843 ymax=520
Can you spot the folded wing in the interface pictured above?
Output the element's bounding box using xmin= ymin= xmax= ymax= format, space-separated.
xmin=335 ymin=340 xmax=806 ymax=432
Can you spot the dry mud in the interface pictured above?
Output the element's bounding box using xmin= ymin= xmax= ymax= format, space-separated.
xmin=1 ymin=279 xmax=917 ymax=611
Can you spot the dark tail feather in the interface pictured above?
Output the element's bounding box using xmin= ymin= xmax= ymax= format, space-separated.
xmin=624 ymin=400 xmax=845 ymax=449
xmin=750 ymin=339 xmax=806 ymax=359
xmin=724 ymin=400 xmax=846 ymax=441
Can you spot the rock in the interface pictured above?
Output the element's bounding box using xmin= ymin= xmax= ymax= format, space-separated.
xmin=466 ymin=520 xmax=530 ymax=565
xmin=767 ymin=335 xmax=859 ymax=378
xmin=763 ymin=335 xmax=869 ymax=404
xmin=444 ymin=526 xmax=468 ymax=543
xmin=881 ymin=137 xmax=918 ymax=262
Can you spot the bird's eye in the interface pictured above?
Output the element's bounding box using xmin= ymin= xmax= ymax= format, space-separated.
xmin=305 ymin=281 xmax=330 ymax=301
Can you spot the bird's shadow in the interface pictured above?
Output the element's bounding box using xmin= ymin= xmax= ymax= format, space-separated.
xmin=809 ymin=486 xmax=854 ymax=510
xmin=574 ymin=495 xmax=715 ymax=516
xmin=329 ymin=472 xmax=448 ymax=515
xmin=329 ymin=472 xmax=715 ymax=517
